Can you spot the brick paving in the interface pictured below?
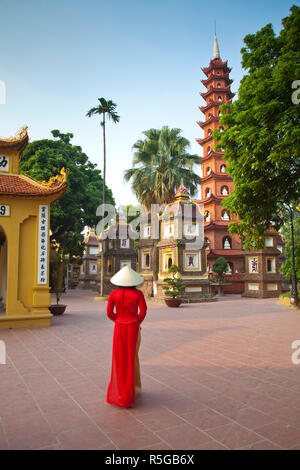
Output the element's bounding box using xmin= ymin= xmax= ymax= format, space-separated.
xmin=0 ymin=289 xmax=300 ymax=450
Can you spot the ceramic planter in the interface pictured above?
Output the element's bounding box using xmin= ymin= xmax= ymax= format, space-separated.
xmin=164 ymin=298 xmax=182 ymax=308
xmin=49 ymin=304 xmax=67 ymax=315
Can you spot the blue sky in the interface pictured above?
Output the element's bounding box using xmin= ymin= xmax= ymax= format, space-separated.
xmin=0 ymin=0 xmax=297 ymax=207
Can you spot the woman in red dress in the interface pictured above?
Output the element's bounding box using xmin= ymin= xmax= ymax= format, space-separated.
xmin=106 ymin=266 xmax=147 ymax=408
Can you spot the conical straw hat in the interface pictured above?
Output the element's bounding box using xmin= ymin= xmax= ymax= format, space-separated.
xmin=110 ymin=265 xmax=143 ymax=287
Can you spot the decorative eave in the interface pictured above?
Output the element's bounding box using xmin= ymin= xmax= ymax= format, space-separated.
xmin=201 ymin=86 xmax=235 ymax=100
xmin=204 ymin=221 xmax=232 ymax=230
xmin=201 ymin=73 xmax=233 ymax=87
xmin=193 ymin=194 xmax=223 ymax=205
xmin=0 ymin=126 xmax=29 ymax=151
xmin=197 ymin=116 xmax=219 ymax=129
xmin=199 ymin=101 xmax=220 ymax=113
xmin=196 ymin=135 xmax=214 ymax=146
xmin=200 ymin=98 xmax=233 ymax=114
xmin=208 ymin=249 xmax=245 ymax=257
xmin=200 ymin=150 xmax=225 ymax=161
xmin=201 ymin=171 xmax=232 ymax=183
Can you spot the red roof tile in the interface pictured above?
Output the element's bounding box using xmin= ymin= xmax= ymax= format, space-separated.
xmin=0 ymin=174 xmax=67 ymax=196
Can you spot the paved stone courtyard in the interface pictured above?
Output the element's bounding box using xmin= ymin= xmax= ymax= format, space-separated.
xmin=0 ymin=289 xmax=300 ymax=450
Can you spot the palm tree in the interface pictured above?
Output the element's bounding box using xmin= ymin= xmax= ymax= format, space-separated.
xmin=124 ymin=126 xmax=200 ymax=209
xmin=86 ymin=97 xmax=120 ymax=297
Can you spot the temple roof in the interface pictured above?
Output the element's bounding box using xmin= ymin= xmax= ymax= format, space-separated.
xmin=0 ymin=169 xmax=68 ymax=197
xmin=202 ymin=58 xmax=232 ymax=77
xmin=84 ymin=228 xmax=99 ymax=245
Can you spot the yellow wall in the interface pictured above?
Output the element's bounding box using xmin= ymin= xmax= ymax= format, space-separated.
xmin=0 ymin=196 xmax=52 ymax=328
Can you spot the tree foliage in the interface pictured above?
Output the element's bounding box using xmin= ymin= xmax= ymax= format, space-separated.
xmin=124 ymin=126 xmax=200 ymax=209
xmin=20 ymin=130 xmax=115 ymax=259
xmin=212 ymin=257 xmax=228 ymax=281
xmin=214 ymin=6 xmax=300 ymax=249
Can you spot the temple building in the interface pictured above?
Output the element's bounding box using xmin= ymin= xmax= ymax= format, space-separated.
xmin=196 ymin=37 xmax=284 ymax=297
xmin=138 ymin=187 xmax=213 ymax=302
xmin=98 ymin=216 xmax=138 ymax=294
xmin=196 ymin=38 xmax=244 ymax=293
xmin=0 ymin=127 xmax=68 ymax=329
xmin=78 ymin=227 xmax=100 ymax=290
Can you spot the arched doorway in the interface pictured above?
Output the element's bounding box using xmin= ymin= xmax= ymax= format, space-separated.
xmin=0 ymin=227 xmax=7 ymax=315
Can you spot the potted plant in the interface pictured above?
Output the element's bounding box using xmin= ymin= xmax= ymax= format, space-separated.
xmin=49 ymin=248 xmax=67 ymax=315
xmin=163 ymin=264 xmax=185 ymax=307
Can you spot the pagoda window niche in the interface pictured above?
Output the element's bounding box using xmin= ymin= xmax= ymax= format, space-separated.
xmin=184 ymin=251 xmax=201 ymax=271
xmin=217 ymin=82 xmax=221 ymax=88
xmin=204 ymin=210 xmax=210 ymax=222
xmin=266 ymin=257 xmax=276 ymax=273
xmin=204 ymin=237 xmax=210 ymax=250
xmin=225 ymin=261 xmax=234 ymax=275
xmin=206 ymin=167 xmax=212 ymax=175
xmin=221 ymin=185 xmax=229 ymax=196
xmin=207 ymin=146 xmax=211 ymax=153
xmin=223 ymin=236 xmax=232 ymax=249
xmin=222 ymin=209 xmax=230 ymax=221
xmin=205 ymin=187 xmax=211 ymax=198
xmin=218 ymin=96 xmax=222 ymax=102
xmin=220 ymin=164 xmax=226 ymax=173
xmin=207 ymin=129 xmax=212 ymax=137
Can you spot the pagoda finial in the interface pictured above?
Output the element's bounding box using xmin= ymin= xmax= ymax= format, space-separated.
xmin=213 ymin=28 xmax=220 ymax=59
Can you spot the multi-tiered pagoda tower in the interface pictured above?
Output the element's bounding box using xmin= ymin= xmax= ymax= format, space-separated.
xmin=196 ymin=37 xmax=245 ymax=293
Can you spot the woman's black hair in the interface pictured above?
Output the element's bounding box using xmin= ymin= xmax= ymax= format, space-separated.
xmin=119 ymin=285 xmax=137 ymax=288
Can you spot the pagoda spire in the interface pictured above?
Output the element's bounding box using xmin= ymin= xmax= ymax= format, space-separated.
xmin=213 ymin=34 xmax=220 ymax=59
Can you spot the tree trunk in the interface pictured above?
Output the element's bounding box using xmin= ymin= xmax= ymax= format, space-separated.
xmin=100 ymin=114 xmax=106 ymax=297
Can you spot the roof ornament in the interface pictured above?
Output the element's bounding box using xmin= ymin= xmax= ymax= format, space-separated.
xmin=41 ymin=167 xmax=69 ymax=187
xmin=0 ymin=126 xmax=28 ymax=143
